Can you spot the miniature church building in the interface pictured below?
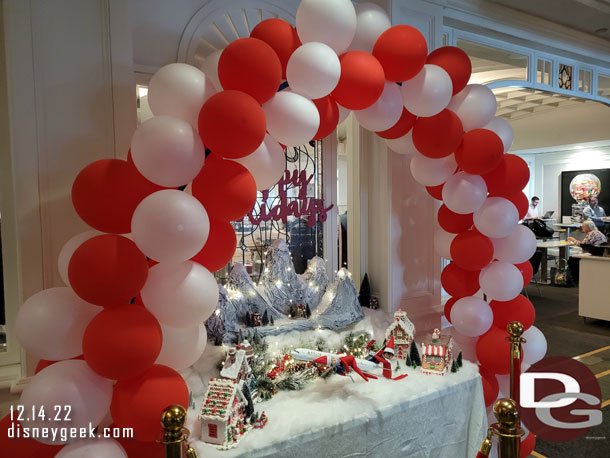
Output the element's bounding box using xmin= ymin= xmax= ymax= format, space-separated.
xmin=199 ymin=378 xmax=250 ymax=449
xmin=221 ymin=347 xmax=252 ymax=383
xmin=420 ymin=328 xmax=454 ymax=375
xmin=384 ymin=309 xmax=415 ymax=360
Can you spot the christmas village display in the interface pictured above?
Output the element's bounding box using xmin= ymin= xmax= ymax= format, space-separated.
xmin=199 ymin=271 xmax=463 ymax=450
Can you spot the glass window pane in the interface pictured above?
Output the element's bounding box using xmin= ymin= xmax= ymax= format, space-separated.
xmin=537 ymin=59 xmax=551 ymax=85
xmin=598 ymin=74 xmax=610 ymax=99
xmin=579 ymin=69 xmax=591 ymax=93
xmin=457 ymin=39 xmax=528 ymax=84
xmin=558 ymin=64 xmax=573 ymax=90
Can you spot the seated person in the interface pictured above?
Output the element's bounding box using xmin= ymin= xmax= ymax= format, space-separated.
xmin=583 ymin=197 xmax=610 ymax=229
xmin=567 ymin=220 xmax=608 ymax=283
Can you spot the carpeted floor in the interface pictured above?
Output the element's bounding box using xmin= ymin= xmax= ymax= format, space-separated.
xmin=524 ymin=283 xmax=610 ymax=458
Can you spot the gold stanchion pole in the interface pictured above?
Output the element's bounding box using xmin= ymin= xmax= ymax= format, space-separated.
xmin=507 ymin=322 xmax=525 ymax=406
xmin=491 ymin=398 xmax=523 ymax=458
xmin=159 ymin=405 xmax=199 ymax=458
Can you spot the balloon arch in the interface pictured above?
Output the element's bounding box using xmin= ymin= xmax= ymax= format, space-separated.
xmin=10 ymin=1 xmax=543 ymax=455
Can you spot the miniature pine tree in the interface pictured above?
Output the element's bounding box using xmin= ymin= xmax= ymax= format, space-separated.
xmin=262 ymin=310 xmax=269 ymax=325
xmin=451 ymin=360 xmax=458 ymax=373
xmin=245 ymin=311 xmax=252 ymax=327
xmin=251 ymin=412 xmax=259 ymax=424
xmin=395 ymin=361 xmax=400 ymax=371
xmin=457 ymin=352 xmax=463 ymax=367
xmin=405 ymin=354 xmax=412 ymax=367
xmin=358 ymin=273 xmax=371 ymax=308
xmin=305 ymin=304 xmax=312 ymax=318
xmin=412 ymin=360 xmax=417 ymax=369
xmin=409 ymin=340 xmax=421 ymax=367
xmin=242 ymin=384 xmax=254 ymax=418
xmin=270 ymin=315 xmax=274 ymax=326
xmin=214 ymin=336 xmax=222 ymax=346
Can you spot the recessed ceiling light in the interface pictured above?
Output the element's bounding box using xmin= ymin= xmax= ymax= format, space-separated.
xmin=594 ymin=27 xmax=608 ymax=34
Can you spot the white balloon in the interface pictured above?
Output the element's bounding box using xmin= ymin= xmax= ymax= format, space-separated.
xmin=496 ymin=363 xmax=530 ymax=398
xmin=263 ymin=90 xmax=320 ymax=147
xmin=410 ymin=153 xmax=457 ymax=186
xmin=58 ymin=231 xmax=100 ymax=286
xmin=385 ymin=130 xmax=418 ymax=155
xmin=20 ymin=360 xmax=113 ymax=444
xmin=434 ymin=228 xmax=456 ymax=260
xmin=141 ymin=261 xmax=219 ymax=327
xmin=442 ymin=172 xmax=488 ymax=214
xmin=447 ymin=84 xmax=497 ymax=131
xmin=483 ymin=116 xmax=514 ymax=153
xmin=491 ymin=225 xmax=537 ymax=264
xmin=131 ymin=115 xmax=204 ymax=187
xmin=156 ymin=323 xmax=207 ymax=370
xmin=474 ymin=197 xmax=519 ymax=239
xmin=445 ymin=326 xmax=478 ymax=362
xmin=355 ymin=82 xmax=403 ymax=131
xmin=450 ymin=296 xmax=493 ymax=337
xmin=522 ymin=326 xmax=547 ymax=365
xmin=131 ymin=190 xmax=209 ymax=263
xmin=401 ymin=64 xmax=453 ymax=117
xmin=296 ymin=0 xmax=357 ymax=54
xmin=348 ymin=2 xmax=391 ymax=53
xmin=286 ymin=42 xmax=341 ymax=99
xmin=56 ymin=438 xmax=127 ymax=458
xmin=15 ymin=287 xmax=99 ymax=361
xmin=479 ymin=261 xmax=523 ymax=301
xmin=234 ymin=134 xmax=286 ymax=190
xmin=148 ymin=63 xmax=216 ymax=127
xmin=337 ymin=104 xmax=351 ymax=123
xmin=200 ymin=49 xmax=223 ymax=92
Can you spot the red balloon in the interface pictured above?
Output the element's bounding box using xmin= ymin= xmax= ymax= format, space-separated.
xmin=437 ymin=204 xmax=473 ymax=233
xmin=72 ymin=159 xmax=163 ymax=234
xmin=331 ymin=51 xmax=385 ymax=110
xmin=218 ymin=38 xmax=281 ymax=104
xmin=312 ymin=96 xmax=339 ymax=140
xmin=490 ymin=295 xmax=536 ymax=331
xmin=250 ymin=19 xmax=301 ymax=79
xmin=491 ymin=190 xmax=528 ymax=220
xmin=198 ymin=90 xmax=266 ymax=159
xmin=441 ymin=262 xmax=480 ymax=297
xmin=192 ymin=155 xmax=257 ymax=222
xmin=515 ymin=260 xmax=533 ymax=286
xmin=111 ymin=365 xmax=189 ymax=442
xmin=426 ymin=183 xmax=444 ymax=200
xmin=426 ymin=46 xmax=472 ymax=95
xmin=482 ymin=155 xmax=530 ymax=195
xmin=455 ymin=129 xmax=504 ymax=175
xmin=443 ymin=296 xmax=461 ymax=323
xmin=520 ymin=433 xmax=536 ymax=458
xmin=83 ymin=305 xmax=162 ymax=380
xmin=476 ymin=326 xmax=513 ymax=374
xmin=479 ymin=365 xmax=499 ymax=407
xmin=0 ymin=415 xmax=64 ymax=457
xmin=375 ymin=108 xmax=416 ymax=139
xmin=450 ymin=230 xmax=494 ymax=271
xmin=35 ymin=355 xmax=84 ymax=374
xmin=68 ymin=235 xmax=148 ymax=306
xmin=372 ymin=25 xmax=428 ymax=82
xmin=412 ymin=109 xmax=463 ymax=158
xmin=191 ymin=220 xmax=237 ymax=272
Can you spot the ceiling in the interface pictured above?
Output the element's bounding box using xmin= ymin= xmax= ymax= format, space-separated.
xmin=488 ymin=0 xmax=610 ymax=40
xmin=492 ymin=88 xmax=590 ymax=120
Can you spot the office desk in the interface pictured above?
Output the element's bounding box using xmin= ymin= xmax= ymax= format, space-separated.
xmin=572 ymin=255 xmax=610 ymax=322
xmin=555 ymin=223 xmax=581 ymax=239
xmin=536 ymin=240 xmax=572 ymax=282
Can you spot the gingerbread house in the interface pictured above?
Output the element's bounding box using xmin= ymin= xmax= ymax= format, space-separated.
xmin=199 ymin=378 xmax=250 ymax=449
xmin=384 ymin=309 xmax=415 ymax=360
xmin=221 ymin=348 xmax=252 ymax=383
xmin=420 ymin=329 xmax=454 ymax=375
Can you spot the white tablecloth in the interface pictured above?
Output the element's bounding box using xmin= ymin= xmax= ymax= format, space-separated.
xmin=192 ymin=362 xmax=487 ymax=458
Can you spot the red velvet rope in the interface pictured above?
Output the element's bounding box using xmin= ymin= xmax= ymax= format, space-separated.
xmin=476 ymin=451 xmax=489 ymax=458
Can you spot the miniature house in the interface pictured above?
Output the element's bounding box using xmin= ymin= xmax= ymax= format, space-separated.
xmin=384 ymin=309 xmax=415 ymax=360
xmin=251 ymin=313 xmax=262 ymax=327
xmin=295 ymin=304 xmax=307 ymax=318
xmin=421 ymin=329 xmax=454 ymax=376
xmin=199 ymin=378 xmax=249 ymax=448
xmin=221 ymin=348 xmax=252 ymax=383
xmin=240 ymin=340 xmax=255 ymax=365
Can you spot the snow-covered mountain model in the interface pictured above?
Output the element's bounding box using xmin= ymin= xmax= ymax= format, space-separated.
xmin=257 ymin=239 xmax=309 ymax=314
xmin=226 ymin=263 xmax=283 ymax=319
xmin=213 ymin=283 xmax=239 ymax=344
xmin=315 ymin=268 xmax=364 ymax=329
xmin=300 ymin=256 xmax=329 ymax=311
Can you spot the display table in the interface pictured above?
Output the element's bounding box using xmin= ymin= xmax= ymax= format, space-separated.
xmin=191 ymin=363 xmax=487 ymax=458
xmin=573 ymin=254 xmax=610 ymax=322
